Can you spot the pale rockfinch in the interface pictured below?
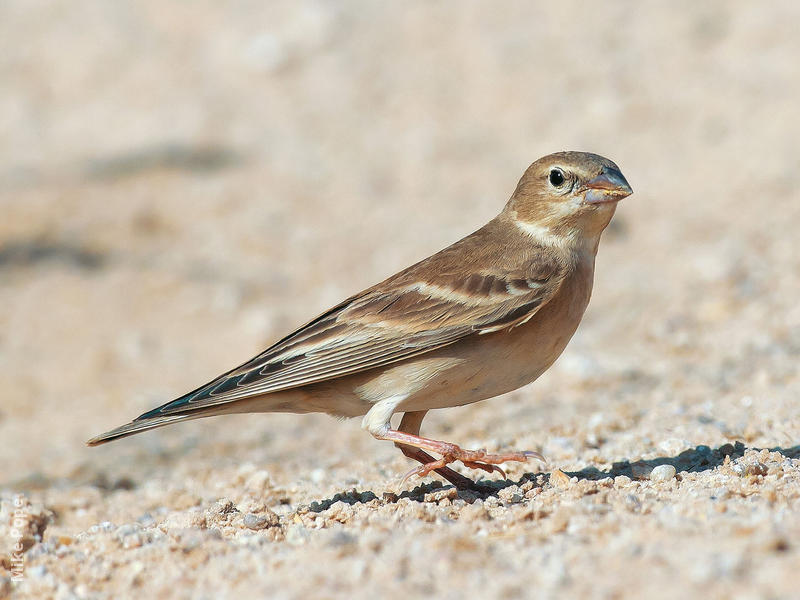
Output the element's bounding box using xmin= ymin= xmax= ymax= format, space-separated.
xmin=89 ymin=151 xmax=632 ymax=489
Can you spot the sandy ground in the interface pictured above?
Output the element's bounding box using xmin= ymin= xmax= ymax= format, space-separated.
xmin=2 ymin=2 xmax=800 ymax=598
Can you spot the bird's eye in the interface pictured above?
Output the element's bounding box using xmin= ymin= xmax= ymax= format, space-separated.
xmin=549 ymin=169 xmax=565 ymax=187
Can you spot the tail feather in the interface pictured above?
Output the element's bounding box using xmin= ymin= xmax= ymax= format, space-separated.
xmin=86 ymin=414 xmax=195 ymax=446
xmin=87 ymin=391 xmax=307 ymax=446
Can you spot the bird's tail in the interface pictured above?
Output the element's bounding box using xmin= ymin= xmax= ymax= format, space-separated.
xmin=85 ymin=392 xmax=306 ymax=446
xmin=86 ymin=414 xmax=197 ymax=446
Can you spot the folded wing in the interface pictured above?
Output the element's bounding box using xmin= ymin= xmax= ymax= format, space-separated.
xmin=137 ymin=229 xmax=566 ymax=420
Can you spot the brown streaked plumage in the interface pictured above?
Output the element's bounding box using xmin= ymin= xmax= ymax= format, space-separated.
xmin=88 ymin=151 xmax=632 ymax=489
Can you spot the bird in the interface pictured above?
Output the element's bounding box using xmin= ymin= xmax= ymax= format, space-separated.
xmin=88 ymin=151 xmax=632 ymax=490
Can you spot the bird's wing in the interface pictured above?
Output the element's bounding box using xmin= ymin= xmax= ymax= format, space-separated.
xmin=137 ymin=234 xmax=567 ymax=420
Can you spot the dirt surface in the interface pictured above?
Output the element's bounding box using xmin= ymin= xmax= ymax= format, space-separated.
xmin=2 ymin=2 xmax=800 ymax=598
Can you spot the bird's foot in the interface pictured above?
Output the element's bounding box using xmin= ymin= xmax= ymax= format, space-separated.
xmin=400 ymin=446 xmax=543 ymax=485
xmin=378 ymin=426 xmax=545 ymax=489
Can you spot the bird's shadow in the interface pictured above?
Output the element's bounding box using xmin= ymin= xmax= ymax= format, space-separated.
xmin=307 ymin=441 xmax=800 ymax=511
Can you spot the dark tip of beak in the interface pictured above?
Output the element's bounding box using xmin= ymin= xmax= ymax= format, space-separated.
xmin=583 ymin=168 xmax=633 ymax=203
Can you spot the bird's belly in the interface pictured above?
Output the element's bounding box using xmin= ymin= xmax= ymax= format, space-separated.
xmin=398 ymin=323 xmax=575 ymax=412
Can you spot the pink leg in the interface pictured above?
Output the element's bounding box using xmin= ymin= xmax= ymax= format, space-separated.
xmin=394 ymin=411 xmax=476 ymax=489
xmin=386 ymin=411 xmax=544 ymax=486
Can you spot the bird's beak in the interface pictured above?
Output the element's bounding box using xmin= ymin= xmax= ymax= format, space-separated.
xmin=582 ymin=168 xmax=633 ymax=204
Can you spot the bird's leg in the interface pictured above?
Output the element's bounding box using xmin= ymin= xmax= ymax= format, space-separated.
xmin=378 ymin=414 xmax=544 ymax=486
xmin=393 ymin=411 xmax=476 ymax=490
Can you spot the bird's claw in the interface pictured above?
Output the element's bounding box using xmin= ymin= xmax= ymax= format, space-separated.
xmin=522 ymin=450 xmax=547 ymax=464
xmin=400 ymin=461 xmax=446 ymax=487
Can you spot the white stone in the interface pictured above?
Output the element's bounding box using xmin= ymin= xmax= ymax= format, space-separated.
xmin=650 ymin=464 xmax=677 ymax=483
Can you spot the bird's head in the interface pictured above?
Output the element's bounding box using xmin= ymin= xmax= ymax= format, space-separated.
xmin=505 ymin=151 xmax=633 ymax=242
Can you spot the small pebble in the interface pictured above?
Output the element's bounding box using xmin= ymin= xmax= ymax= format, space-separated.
xmin=550 ymin=469 xmax=571 ymax=489
xmin=243 ymin=514 xmax=268 ymax=530
xmin=423 ymin=487 xmax=458 ymax=504
xmin=650 ymin=464 xmax=676 ymax=483
xmin=497 ymin=488 xmax=524 ymax=504
xmin=745 ymin=462 xmax=768 ymax=477
xmin=717 ymin=443 xmax=735 ymax=456
xmin=614 ymin=475 xmax=632 ymax=487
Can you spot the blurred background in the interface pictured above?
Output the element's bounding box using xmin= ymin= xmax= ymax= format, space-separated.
xmin=1 ymin=1 xmax=799 ymax=597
